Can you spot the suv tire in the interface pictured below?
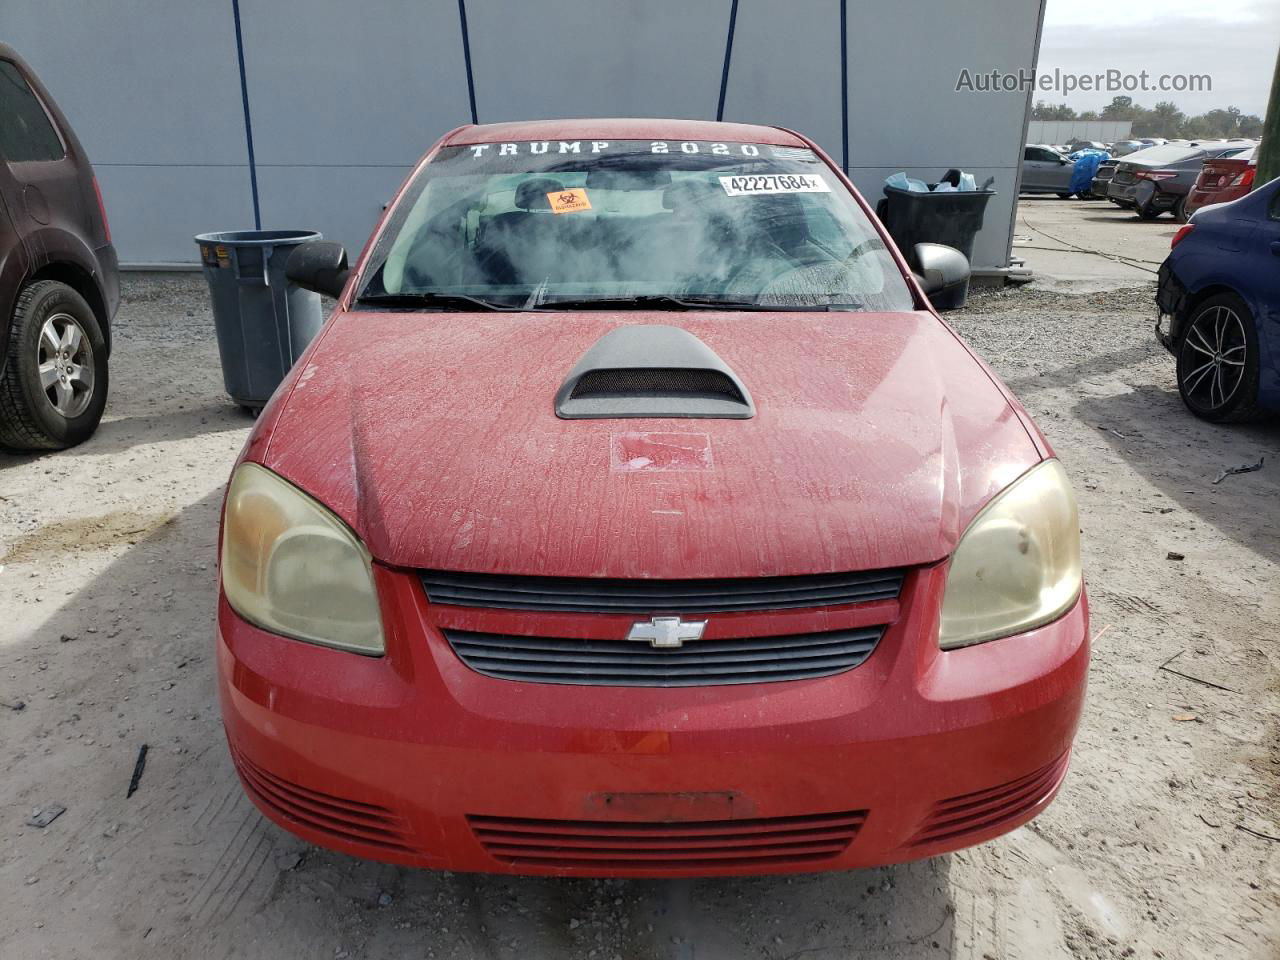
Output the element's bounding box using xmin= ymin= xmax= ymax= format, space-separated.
xmin=0 ymin=280 xmax=109 ymax=450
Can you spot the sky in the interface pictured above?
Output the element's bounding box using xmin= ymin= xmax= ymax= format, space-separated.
xmin=1036 ymin=0 xmax=1277 ymax=117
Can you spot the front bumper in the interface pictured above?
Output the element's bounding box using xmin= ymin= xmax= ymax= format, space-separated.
xmin=1155 ymin=260 xmax=1186 ymax=353
xmin=217 ymin=563 xmax=1090 ymax=877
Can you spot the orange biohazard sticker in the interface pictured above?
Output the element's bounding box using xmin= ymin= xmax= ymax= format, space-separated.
xmin=547 ymin=187 xmax=591 ymax=214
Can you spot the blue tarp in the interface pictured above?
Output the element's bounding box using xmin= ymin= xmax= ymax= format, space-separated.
xmin=1068 ymin=149 xmax=1109 ymax=194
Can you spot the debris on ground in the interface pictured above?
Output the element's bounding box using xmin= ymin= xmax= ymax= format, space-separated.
xmin=126 ymin=744 xmax=149 ymax=798
xmin=26 ymin=804 xmax=66 ymax=828
xmin=1166 ymin=551 xmax=1185 ymax=561
xmin=1156 ymin=651 xmax=1237 ymax=694
xmin=1212 ymin=457 xmax=1264 ymax=485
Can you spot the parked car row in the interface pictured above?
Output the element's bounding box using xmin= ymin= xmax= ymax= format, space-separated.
xmin=1023 ymin=138 xmax=1260 ymax=221
xmin=1098 ymin=141 xmax=1256 ymax=221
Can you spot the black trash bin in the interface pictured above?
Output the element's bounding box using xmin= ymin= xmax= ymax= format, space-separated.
xmin=875 ymin=180 xmax=995 ymax=268
xmin=194 ymin=229 xmax=324 ymax=414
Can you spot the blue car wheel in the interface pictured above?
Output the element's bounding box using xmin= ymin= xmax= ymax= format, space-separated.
xmin=1176 ymin=292 xmax=1261 ymax=422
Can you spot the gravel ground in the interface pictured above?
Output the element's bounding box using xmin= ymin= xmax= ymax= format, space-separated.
xmin=0 ymin=268 xmax=1276 ymax=960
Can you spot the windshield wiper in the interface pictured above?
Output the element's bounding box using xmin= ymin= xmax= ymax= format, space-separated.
xmin=536 ymin=295 xmax=845 ymax=312
xmin=358 ymin=292 xmax=857 ymax=313
xmin=356 ymin=292 xmax=522 ymax=312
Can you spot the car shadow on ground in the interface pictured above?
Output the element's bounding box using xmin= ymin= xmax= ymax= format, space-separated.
xmin=0 ymin=487 xmax=957 ymax=960
xmin=1076 ymin=215 xmax=1174 ymax=227
xmin=84 ymin=403 xmax=251 ymax=455
xmin=1003 ymin=345 xmax=1159 ymax=396
xmin=1074 ymin=384 xmax=1280 ymax=565
xmin=0 ymin=403 xmax=248 ymax=469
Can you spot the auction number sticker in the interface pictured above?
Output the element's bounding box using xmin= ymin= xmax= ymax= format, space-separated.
xmin=719 ymin=173 xmax=830 ymax=196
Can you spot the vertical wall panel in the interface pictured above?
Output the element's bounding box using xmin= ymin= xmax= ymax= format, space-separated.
xmin=466 ymin=0 xmax=729 ymax=122
xmin=238 ymin=0 xmax=470 ymax=166
xmin=719 ymin=0 xmax=843 ymax=164
xmin=842 ymin=0 xmax=1043 ymax=269
xmin=238 ymin=0 xmax=472 ymax=253
xmin=0 ymin=0 xmax=253 ymax=262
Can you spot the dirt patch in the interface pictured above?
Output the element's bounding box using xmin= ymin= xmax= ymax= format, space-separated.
xmin=0 ymin=511 xmax=176 ymax=566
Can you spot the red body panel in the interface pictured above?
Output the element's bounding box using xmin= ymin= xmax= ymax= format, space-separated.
xmin=1185 ymin=156 xmax=1255 ymax=217
xmin=262 ymin=309 xmax=1039 ymax=576
xmin=219 ymin=564 xmax=1088 ymax=876
xmin=218 ymin=118 xmax=1088 ymax=876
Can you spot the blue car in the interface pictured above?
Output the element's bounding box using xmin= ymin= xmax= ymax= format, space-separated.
xmin=1156 ymin=175 xmax=1280 ymax=421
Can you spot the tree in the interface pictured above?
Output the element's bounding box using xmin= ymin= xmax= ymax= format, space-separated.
xmin=1032 ymin=101 xmax=1077 ymax=121
xmin=1238 ymin=114 xmax=1264 ymax=138
xmin=1152 ymin=101 xmax=1186 ymax=131
xmin=1258 ymin=45 xmax=1280 ymax=187
xmin=1133 ymin=101 xmax=1184 ymax=137
xmin=1201 ymin=108 xmax=1242 ymax=137
xmin=1101 ymin=96 xmax=1137 ymax=120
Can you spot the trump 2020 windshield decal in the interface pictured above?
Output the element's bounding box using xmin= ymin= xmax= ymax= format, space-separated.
xmin=458 ymin=141 xmax=809 ymax=160
xmin=719 ymin=173 xmax=830 ymax=196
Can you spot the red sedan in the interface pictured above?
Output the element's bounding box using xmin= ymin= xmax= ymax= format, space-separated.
xmin=217 ymin=119 xmax=1087 ymax=877
xmin=1182 ymin=146 xmax=1257 ymax=222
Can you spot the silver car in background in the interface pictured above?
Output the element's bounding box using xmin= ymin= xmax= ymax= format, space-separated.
xmin=1021 ymin=144 xmax=1077 ymax=198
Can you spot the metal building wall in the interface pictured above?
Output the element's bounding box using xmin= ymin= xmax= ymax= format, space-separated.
xmin=1 ymin=0 xmax=1045 ymax=271
xmin=1027 ymin=120 xmax=1134 ymax=144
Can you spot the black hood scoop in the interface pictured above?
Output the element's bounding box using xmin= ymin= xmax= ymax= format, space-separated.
xmin=555 ymin=325 xmax=755 ymax=420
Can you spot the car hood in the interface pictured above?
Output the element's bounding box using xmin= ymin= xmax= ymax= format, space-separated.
xmin=260 ymin=310 xmax=1040 ymax=577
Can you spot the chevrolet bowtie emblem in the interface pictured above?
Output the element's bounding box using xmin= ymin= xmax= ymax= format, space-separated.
xmin=626 ymin=616 xmax=707 ymax=649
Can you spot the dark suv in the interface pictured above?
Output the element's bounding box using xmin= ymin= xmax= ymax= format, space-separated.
xmin=0 ymin=44 xmax=118 ymax=450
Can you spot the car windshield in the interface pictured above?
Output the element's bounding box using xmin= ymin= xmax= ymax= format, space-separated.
xmin=357 ymin=140 xmax=914 ymax=311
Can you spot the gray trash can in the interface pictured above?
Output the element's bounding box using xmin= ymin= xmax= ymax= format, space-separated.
xmin=194 ymin=229 xmax=324 ymax=414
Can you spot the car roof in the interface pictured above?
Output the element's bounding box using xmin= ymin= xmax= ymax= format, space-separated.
xmin=446 ymin=118 xmax=808 ymax=147
xmin=1121 ymin=144 xmax=1207 ymax=165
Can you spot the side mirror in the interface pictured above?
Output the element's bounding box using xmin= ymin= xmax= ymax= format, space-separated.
xmin=913 ymin=243 xmax=971 ymax=311
xmin=285 ymin=240 xmax=350 ymax=298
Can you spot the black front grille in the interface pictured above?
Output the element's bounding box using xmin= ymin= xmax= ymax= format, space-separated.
xmin=421 ymin=569 xmax=903 ymax=614
xmin=570 ymin=367 xmax=745 ymax=402
xmin=446 ymin=626 xmax=882 ymax=686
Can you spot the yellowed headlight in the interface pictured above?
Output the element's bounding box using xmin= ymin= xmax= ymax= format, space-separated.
xmin=938 ymin=459 xmax=1081 ymax=650
xmin=221 ymin=463 xmax=384 ymax=655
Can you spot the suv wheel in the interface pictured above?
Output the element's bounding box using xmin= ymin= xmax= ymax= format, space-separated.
xmin=1176 ymin=293 xmax=1260 ymax=422
xmin=0 ymin=280 xmax=109 ymax=450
